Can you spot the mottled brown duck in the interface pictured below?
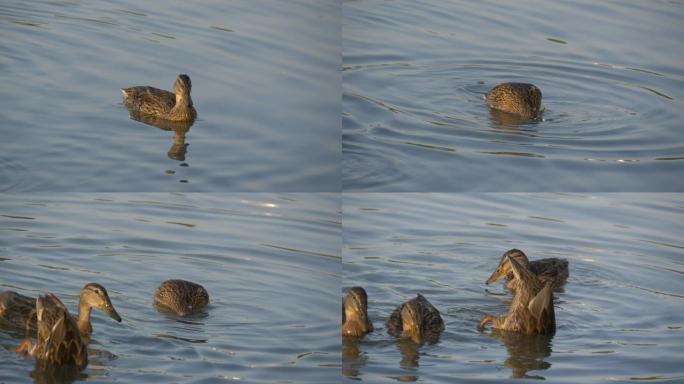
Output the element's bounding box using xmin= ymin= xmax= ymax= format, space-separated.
xmin=0 ymin=283 xmax=121 ymax=336
xmin=479 ymin=254 xmax=556 ymax=335
xmin=16 ymin=293 xmax=88 ymax=369
xmin=122 ymin=74 xmax=197 ymax=121
xmin=387 ymin=294 xmax=444 ymax=344
xmin=154 ymin=279 xmax=209 ymax=316
xmin=486 ymin=249 xmax=569 ymax=291
xmin=342 ymin=287 xmax=374 ymax=338
xmin=485 ymin=82 xmax=542 ymax=119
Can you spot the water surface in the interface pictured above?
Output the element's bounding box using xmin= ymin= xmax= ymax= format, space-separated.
xmin=1 ymin=0 xmax=340 ymax=191
xmin=343 ymin=0 xmax=684 ymax=191
xmin=343 ymin=193 xmax=684 ymax=382
xmin=0 ymin=193 xmax=340 ymax=383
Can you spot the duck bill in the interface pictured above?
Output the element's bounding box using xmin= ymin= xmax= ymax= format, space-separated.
xmin=485 ymin=270 xmax=500 ymax=285
xmin=104 ymin=305 xmax=122 ymax=322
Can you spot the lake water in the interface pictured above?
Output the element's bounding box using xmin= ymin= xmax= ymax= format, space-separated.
xmin=342 ymin=193 xmax=684 ymax=383
xmin=343 ymin=0 xmax=684 ymax=191
xmin=0 ymin=194 xmax=340 ymax=383
xmin=0 ymin=0 xmax=340 ymax=192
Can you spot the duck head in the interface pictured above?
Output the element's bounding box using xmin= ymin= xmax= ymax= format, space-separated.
xmin=486 ymin=249 xmax=530 ymax=285
xmin=80 ymin=283 xmax=121 ymax=323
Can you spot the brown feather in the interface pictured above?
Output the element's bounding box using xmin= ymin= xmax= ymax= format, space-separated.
xmin=154 ymin=279 xmax=209 ymax=316
xmin=387 ymin=294 xmax=444 ymax=343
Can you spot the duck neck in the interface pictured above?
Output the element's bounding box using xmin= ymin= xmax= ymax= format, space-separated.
xmin=175 ymin=93 xmax=192 ymax=108
xmin=77 ymin=300 xmax=92 ymax=335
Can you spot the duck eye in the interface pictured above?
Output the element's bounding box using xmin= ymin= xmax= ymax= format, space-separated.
xmin=94 ymin=289 xmax=100 ymax=294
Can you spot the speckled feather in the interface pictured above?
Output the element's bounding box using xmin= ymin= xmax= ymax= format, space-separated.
xmin=154 ymin=279 xmax=209 ymax=316
xmin=342 ymin=287 xmax=373 ymax=337
xmin=122 ymin=74 xmax=197 ymax=122
xmin=387 ymin=294 xmax=444 ymax=342
xmin=26 ymin=293 xmax=88 ymax=368
xmin=488 ymin=256 xmax=556 ymax=335
xmin=486 ymin=82 xmax=542 ymax=118
xmin=1 ymin=283 xmax=120 ymax=337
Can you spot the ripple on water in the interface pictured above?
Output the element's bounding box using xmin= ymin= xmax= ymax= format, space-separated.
xmin=342 ymin=193 xmax=684 ymax=383
xmin=343 ymin=0 xmax=684 ymax=191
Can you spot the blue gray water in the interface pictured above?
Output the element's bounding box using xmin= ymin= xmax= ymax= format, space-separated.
xmin=342 ymin=193 xmax=684 ymax=383
xmin=0 ymin=194 xmax=340 ymax=383
xmin=0 ymin=0 xmax=340 ymax=192
xmin=343 ymin=0 xmax=684 ymax=191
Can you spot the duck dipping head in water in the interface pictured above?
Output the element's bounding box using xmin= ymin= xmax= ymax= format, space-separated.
xmin=387 ymin=294 xmax=444 ymax=344
xmin=486 ymin=82 xmax=542 ymax=119
xmin=342 ymin=287 xmax=374 ymax=338
xmin=153 ymin=279 xmax=209 ymax=316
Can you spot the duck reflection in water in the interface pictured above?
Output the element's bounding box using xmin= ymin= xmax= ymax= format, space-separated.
xmin=124 ymin=109 xmax=195 ymax=162
xmin=342 ymin=337 xmax=368 ymax=378
xmin=489 ymin=330 xmax=553 ymax=380
xmin=29 ymin=363 xmax=87 ymax=384
xmin=488 ymin=107 xmax=542 ymax=133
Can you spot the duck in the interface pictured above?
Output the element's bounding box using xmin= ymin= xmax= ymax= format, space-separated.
xmin=486 ymin=249 xmax=569 ymax=291
xmin=479 ymin=254 xmax=556 ymax=335
xmin=16 ymin=293 xmax=88 ymax=369
xmin=485 ymin=82 xmax=542 ymax=119
xmin=153 ymin=279 xmax=209 ymax=316
xmin=122 ymin=74 xmax=197 ymax=121
xmin=0 ymin=283 xmax=121 ymax=337
xmin=342 ymin=287 xmax=373 ymax=338
xmin=387 ymin=294 xmax=444 ymax=344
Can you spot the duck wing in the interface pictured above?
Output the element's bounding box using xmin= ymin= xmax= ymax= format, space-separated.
xmin=415 ymin=294 xmax=445 ymax=339
xmin=527 ymin=283 xmax=556 ymax=335
xmin=0 ymin=291 xmax=37 ymax=334
xmin=530 ymin=258 xmax=569 ymax=288
xmin=35 ymin=294 xmax=87 ymax=368
xmin=122 ymin=86 xmax=175 ymax=115
xmin=386 ymin=302 xmax=404 ymax=337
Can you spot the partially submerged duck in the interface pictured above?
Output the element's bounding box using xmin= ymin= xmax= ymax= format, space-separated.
xmin=387 ymin=294 xmax=444 ymax=344
xmin=154 ymin=279 xmax=209 ymax=316
xmin=486 ymin=82 xmax=542 ymax=119
xmin=342 ymin=287 xmax=373 ymax=338
xmin=0 ymin=283 xmax=121 ymax=336
xmin=479 ymin=254 xmax=556 ymax=335
xmin=122 ymin=74 xmax=197 ymax=121
xmin=486 ymin=249 xmax=569 ymax=291
xmin=16 ymin=293 xmax=88 ymax=369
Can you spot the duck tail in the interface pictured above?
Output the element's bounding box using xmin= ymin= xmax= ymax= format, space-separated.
xmin=120 ymin=89 xmax=127 ymax=97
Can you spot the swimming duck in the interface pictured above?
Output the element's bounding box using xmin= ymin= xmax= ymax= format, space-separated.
xmin=122 ymin=74 xmax=197 ymax=121
xmin=16 ymin=293 xmax=88 ymax=369
xmin=154 ymin=279 xmax=209 ymax=316
xmin=486 ymin=83 xmax=542 ymax=119
xmin=387 ymin=294 xmax=444 ymax=344
xmin=479 ymin=254 xmax=556 ymax=335
xmin=0 ymin=283 xmax=121 ymax=336
xmin=486 ymin=249 xmax=569 ymax=291
xmin=342 ymin=287 xmax=374 ymax=338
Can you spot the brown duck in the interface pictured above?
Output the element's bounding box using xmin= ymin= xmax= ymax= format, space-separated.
xmin=16 ymin=293 xmax=88 ymax=369
xmin=122 ymin=74 xmax=197 ymax=121
xmin=387 ymin=294 xmax=444 ymax=344
xmin=486 ymin=82 xmax=542 ymax=119
xmin=486 ymin=249 xmax=569 ymax=291
xmin=0 ymin=283 xmax=121 ymax=337
xmin=154 ymin=279 xmax=209 ymax=316
xmin=342 ymin=287 xmax=374 ymax=338
xmin=479 ymin=254 xmax=556 ymax=335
